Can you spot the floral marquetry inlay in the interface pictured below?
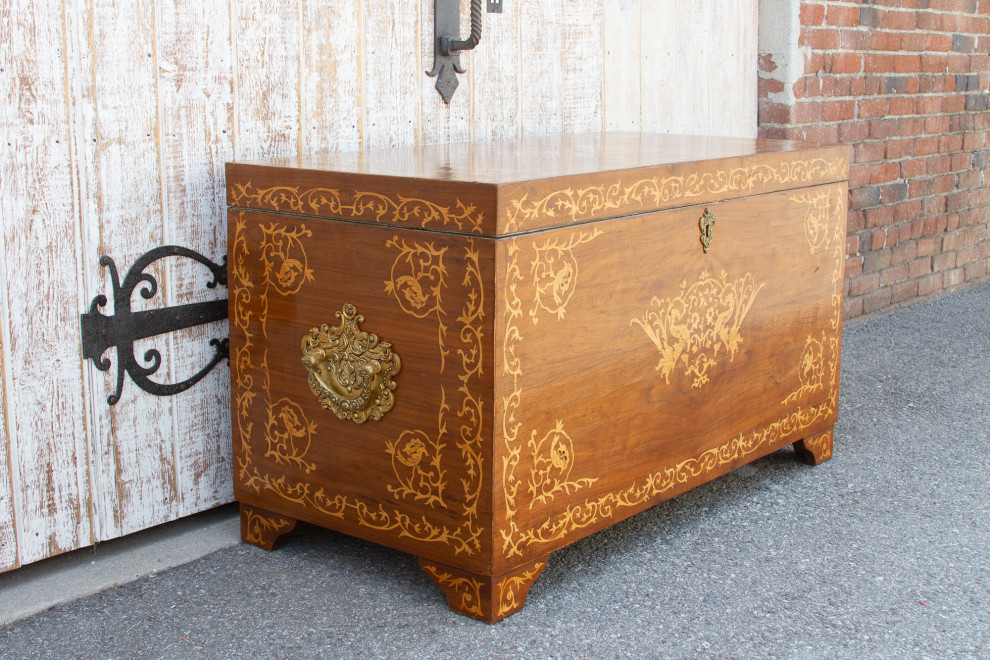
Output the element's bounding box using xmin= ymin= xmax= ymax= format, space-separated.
xmin=631 ymin=270 xmax=766 ymax=389
xmin=230 ymin=182 xmax=485 ymax=234
xmin=504 ymin=156 xmax=847 ymax=233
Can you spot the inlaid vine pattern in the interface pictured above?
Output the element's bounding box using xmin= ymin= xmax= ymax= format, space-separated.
xmin=631 ymin=270 xmax=766 ymax=389
xmin=499 ymin=191 xmax=845 ymax=559
xmin=230 ymin=183 xmax=485 ymax=234
xmin=232 ymin=216 xmax=483 ymax=556
xmin=504 ymin=156 xmax=848 ymax=233
xmin=500 ymin=229 xmax=603 ymax=544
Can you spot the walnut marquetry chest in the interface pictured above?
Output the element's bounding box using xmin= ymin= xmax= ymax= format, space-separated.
xmin=226 ymin=133 xmax=850 ymax=622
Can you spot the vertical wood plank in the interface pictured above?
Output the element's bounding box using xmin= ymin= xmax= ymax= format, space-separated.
xmin=232 ymin=0 xmax=300 ymax=160
xmin=0 ymin=301 xmax=15 ymax=571
xmin=157 ymin=0 xmax=235 ymax=517
xmin=721 ymin=0 xmax=758 ymax=138
xmin=603 ymin=0 xmax=641 ymax=131
xmin=519 ymin=0 xmax=563 ymax=136
xmin=639 ymin=0 xmax=678 ymax=134
xmin=0 ymin=0 xmax=92 ymax=563
xmin=0 ymin=0 xmax=17 ymax=574
xmin=301 ymin=0 xmax=362 ymax=154
xmin=469 ymin=0 xmax=520 ymax=140
xmin=362 ymin=0 xmax=419 ymax=149
xmin=562 ymin=0 xmax=604 ymax=133
xmin=419 ymin=0 xmax=471 ymax=146
xmin=76 ymin=0 xmax=177 ymax=541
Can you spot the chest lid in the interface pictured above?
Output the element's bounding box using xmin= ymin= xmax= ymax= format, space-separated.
xmin=226 ymin=132 xmax=850 ymax=236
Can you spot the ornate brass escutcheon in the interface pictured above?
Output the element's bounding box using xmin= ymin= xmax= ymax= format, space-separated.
xmin=301 ymin=304 xmax=401 ymax=424
xmin=699 ymin=208 xmax=716 ymax=253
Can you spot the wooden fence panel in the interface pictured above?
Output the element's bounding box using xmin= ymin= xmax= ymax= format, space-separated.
xmin=157 ymin=0 xmax=235 ymax=517
xmin=1 ymin=0 xmax=92 ymax=563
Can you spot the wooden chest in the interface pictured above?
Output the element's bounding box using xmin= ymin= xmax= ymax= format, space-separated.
xmin=226 ymin=133 xmax=850 ymax=622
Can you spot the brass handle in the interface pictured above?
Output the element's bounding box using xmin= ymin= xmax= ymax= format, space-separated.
xmin=301 ymin=304 xmax=400 ymax=424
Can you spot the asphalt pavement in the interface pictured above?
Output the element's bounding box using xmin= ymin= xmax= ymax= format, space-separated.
xmin=1 ymin=282 xmax=988 ymax=659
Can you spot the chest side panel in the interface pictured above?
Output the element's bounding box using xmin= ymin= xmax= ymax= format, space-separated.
xmin=228 ymin=209 xmax=496 ymax=571
xmin=493 ymin=181 xmax=847 ymax=567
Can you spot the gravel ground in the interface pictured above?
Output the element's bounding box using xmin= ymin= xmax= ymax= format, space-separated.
xmin=2 ymin=282 xmax=988 ymax=660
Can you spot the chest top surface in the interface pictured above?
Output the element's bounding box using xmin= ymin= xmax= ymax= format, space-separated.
xmin=226 ymin=132 xmax=850 ymax=236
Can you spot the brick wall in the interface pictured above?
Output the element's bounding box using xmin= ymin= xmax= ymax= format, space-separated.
xmin=758 ymin=0 xmax=990 ymax=320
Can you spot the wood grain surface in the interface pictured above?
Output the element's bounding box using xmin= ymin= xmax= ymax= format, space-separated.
xmin=2 ymin=2 xmax=760 ymax=572
xmin=229 ymin=135 xmax=849 ymax=619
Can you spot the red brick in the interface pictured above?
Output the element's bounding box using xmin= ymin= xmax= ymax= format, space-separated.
xmin=759 ymin=102 xmax=792 ymax=125
xmin=914 ymin=137 xmax=939 ymax=156
xmin=840 ymin=29 xmax=872 ymax=50
xmin=958 ymin=170 xmax=981 ymax=189
xmin=956 ymin=245 xmax=980 ymax=267
xmin=882 ymin=263 xmax=911 ymax=286
xmin=858 ymin=98 xmax=889 ymax=119
xmin=846 ymin=255 xmax=864 ymax=277
xmin=855 ymin=142 xmax=886 ymax=163
xmin=792 ymin=101 xmax=823 ymax=123
xmin=829 ymin=52 xmax=864 ymax=74
xmin=892 ymin=241 xmax=919 ymax=265
xmin=849 ymin=272 xmax=880 ymax=296
xmin=844 ymin=297 xmax=864 ymax=320
xmin=804 ymin=28 xmax=839 ymax=50
xmin=891 ymin=280 xmax=919 ymax=304
xmin=848 ymin=210 xmax=867 ymax=232
xmin=865 ymin=53 xmax=895 ymax=73
xmin=883 ymin=9 xmax=918 ymax=30
xmin=917 ymin=236 xmax=942 ymax=256
xmin=898 ymin=117 xmax=924 ymax=137
xmin=927 ymin=33 xmax=954 ymax=52
xmin=916 ymin=96 xmax=943 ymax=114
xmin=847 ymin=235 xmax=860 ymax=256
xmin=872 ymin=32 xmax=901 ymax=52
xmin=840 ymin=121 xmax=871 ymax=143
xmin=943 ymin=95 xmax=967 ymax=112
xmin=800 ymin=3 xmax=827 ymax=26
xmin=828 ymin=5 xmax=860 ymax=26
xmin=917 ymin=273 xmax=944 ymax=296
xmin=758 ymin=77 xmax=785 ymax=98
xmin=824 ymin=100 xmax=856 ymax=122
xmin=964 ymin=259 xmax=988 ymax=281
xmin=927 ymin=156 xmax=952 ymax=175
xmin=889 ymin=97 xmax=917 ymax=115
xmin=862 ymin=287 xmax=893 ymax=314
xmin=900 ymin=158 xmax=927 ymax=179
xmin=924 ymin=116 xmax=951 ymax=133
xmin=848 ymin=76 xmax=867 ymax=95
xmin=900 ymin=32 xmax=929 ymax=51
xmin=895 ymin=200 xmax=924 ymax=222
xmin=964 ymin=133 xmax=988 ymax=150
xmin=933 ymin=251 xmax=957 ymax=271
xmin=933 ymin=174 xmax=957 ymax=194
xmin=802 ymin=124 xmax=840 ymax=144
xmin=947 ymin=191 xmax=969 ymax=212
xmin=909 ymin=257 xmax=933 ymax=278
xmin=871 ymin=162 xmax=901 ymax=184
xmin=917 ymin=12 xmax=943 ymax=31
xmin=870 ymin=120 xmax=900 ymax=140
xmin=886 ymin=139 xmax=914 ymax=159
xmin=945 ymin=267 xmax=966 ymax=288
xmin=922 ymin=54 xmax=948 ymax=73
xmin=894 ymin=55 xmax=922 ymax=74
xmin=947 ymin=54 xmax=970 ymax=73
xmin=849 ymin=164 xmax=873 ymax=187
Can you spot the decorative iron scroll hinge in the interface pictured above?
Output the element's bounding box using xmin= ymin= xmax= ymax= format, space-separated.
xmin=427 ymin=0 xmax=502 ymax=104
xmin=80 ymin=246 xmax=228 ymax=405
